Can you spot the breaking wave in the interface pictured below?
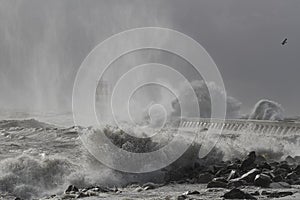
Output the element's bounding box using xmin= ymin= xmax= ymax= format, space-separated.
xmin=249 ymin=99 xmax=284 ymax=121
xmin=0 ymin=155 xmax=76 ymax=199
xmin=0 ymin=119 xmax=299 ymax=199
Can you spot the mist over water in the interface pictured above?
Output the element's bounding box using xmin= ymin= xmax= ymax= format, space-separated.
xmin=0 ymin=1 xmax=174 ymax=115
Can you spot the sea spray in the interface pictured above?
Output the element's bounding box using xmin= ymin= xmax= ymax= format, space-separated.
xmin=0 ymin=155 xmax=76 ymax=199
xmin=0 ymin=119 xmax=300 ymax=199
xmin=249 ymin=99 xmax=284 ymax=121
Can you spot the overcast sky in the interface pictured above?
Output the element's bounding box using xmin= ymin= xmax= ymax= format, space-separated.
xmin=0 ymin=0 xmax=299 ymax=116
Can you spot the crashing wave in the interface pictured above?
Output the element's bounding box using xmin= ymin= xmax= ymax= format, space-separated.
xmin=0 ymin=155 xmax=76 ymax=199
xmin=249 ymin=99 xmax=284 ymax=121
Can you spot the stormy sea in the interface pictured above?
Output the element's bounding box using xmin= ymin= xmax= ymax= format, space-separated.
xmin=0 ymin=104 xmax=300 ymax=200
xmin=1 ymin=1 xmax=300 ymax=199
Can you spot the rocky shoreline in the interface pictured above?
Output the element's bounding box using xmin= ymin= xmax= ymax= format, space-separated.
xmin=39 ymin=151 xmax=300 ymax=200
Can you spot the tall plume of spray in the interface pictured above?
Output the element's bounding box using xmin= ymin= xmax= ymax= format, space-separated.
xmin=0 ymin=0 xmax=173 ymax=118
xmin=249 ymin=99 xmax=284 ymax=121
xmin=171 ymin=80 xmax=241 ymax=119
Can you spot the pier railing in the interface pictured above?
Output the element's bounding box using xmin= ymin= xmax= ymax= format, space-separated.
xmin=180 ymin=118 xmax=300 ymax=135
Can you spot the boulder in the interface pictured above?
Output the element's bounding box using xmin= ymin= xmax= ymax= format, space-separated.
xmin=177 ymin=195 xmax=188 ymax=200
xmin=293 ymin=165 xmax=300 ymax=175
xmin=258 ymin=162 xmax=272 ymax=170
xmin=293 ymin=179 xmax=300 ymax=185
xmin=182 ymin=190 xmax=200 ymax=195
xmin=142 ymin=182 xmax=160 ymax=190
xmin=240 ymin=151 xmax=256 ymax=171
xmin=286 ymin=172 xmax=299 ymax=181
xmin=207 ymin=180 xmax=227 ymax=189
xmin=254 ymin=174 xmax=271 ymax=187
xmin=269 ymin=182 xmax=291 ymax=189
xmin=222 ymin=188 xmax=257 ymax=199
xmin=269 ymin=161 xmax=280 ymax=168
xmin=238 ymin=168 xmax=260 ymax=183
xmin=273 ymin=175 xmax=284 ymax=182
xmin=65 ymin=185 xmax=79 ymax=193
xmin=273 ymin=168 xmax=288 ymax=176
xmin=277 ymin=163 xmax=291 ymax=172
xmin=228 ymin=179 xmax=246 ymax=188
xmin=251 ymin=191 xmax=260 ymax=196
xmin=215 ymin=168 xmax=231 ymax=177
xmin=134 ymin=187 xmax=143 ymax=192
xmin=212 ymin=177 xmax=228 ymax=183
xmin=227 ymin=170 xmax=239 ymax=181
xmin=76 ymin=191 xmax=97 ymax=198
xmin=267 ymin=191 xmax=294 ymax=198
xmin=227 ymin=163 xmax=239 ymax=170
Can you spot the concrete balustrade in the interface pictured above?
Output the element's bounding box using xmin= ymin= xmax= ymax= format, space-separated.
xmin=179 ymin=118 xmax=300 ymax=135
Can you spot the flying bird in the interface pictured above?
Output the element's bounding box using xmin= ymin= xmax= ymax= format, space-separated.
xmin=281 ymin=38 xmax=287 ymax=45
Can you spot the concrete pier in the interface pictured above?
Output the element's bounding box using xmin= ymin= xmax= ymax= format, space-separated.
xmin=180 ymin=118 xmax=300 ymax=134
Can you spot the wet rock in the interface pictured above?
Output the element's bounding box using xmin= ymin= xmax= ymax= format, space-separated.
xmin=216 ymin=168 xmax=231 ymax=177
xmin=270 ymin=161 xmax=280 ymax=168
xmin=261 ymin=190 xmax=271 ymax=195
xmin=134 ymin=186 xmax=143 ymax=192
xmin=81 ymin=189 xmax=88 ymax=193
xmin=258 ymin=162 xmax=272 ymax=170
xmin=236 ymin=168 xmax=260 ymax=183
xmin=273 ymin=174 xmax=284 ymax=182
xmin=212 ymin=177 xmax=228 ymax=183
xmin=277 ymin=162 xmax=291 ymax=172
xmin=76 ymin=191 xmax=98 ymax=198
xmin=262 ymin=171 xmax=274 ymax=179
xmin=233 ymin=159 xmax=242 ymax=165
xmin=240 ymin=151 xmax=256 ymax=171
xmin=254 ymin=174 xmax=271 ymax=187
xmin=293 ymin=179 xmax=300 ymax=185
xmin=286 ymin=179 xmax=294 ymax=185
xmin=267 ymin=191 xmax=294 ymax=198
xmin=142 ymin=182 xmax=160 ymax=190
xmin=62 ymin=194 xmax=77 ymax=199
xmin=222 ymin=188 xmax=257 ymax=199
xmin=207 ymin=180 xmax=227 ymax=188
xmin=227 ymin=170 xmax=239 ymax=181
xmin=86 ymin=186 xmax=111 ymax=193
xmin=76 ymin=192 xmax=89 ymax=198
xmin=293 ymin=165 xmax=300 ymax=175
xmin=197 ymin=172 xmax=214 ymax=183
xmin=65 ymin=185 xmax=79 ymax=193
xmin=228 ymin=179 xmax=246 ymax=188
xmin=251 ymin=191 xmax=260 ymax=196
xmin=177 ymin=195 xmax=188 ymax=200
xmin=182 ymin=190 xmax=200 ymax=195
xmin=226 ymin=163 xmax=239 ymax=170
xmin=269 ymin=182 xmax=291 ymax=188
xmin=214 ymin=164 xmax=227 ymax=172
xmin=286 ymin=171 xmax=299 ymax=181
